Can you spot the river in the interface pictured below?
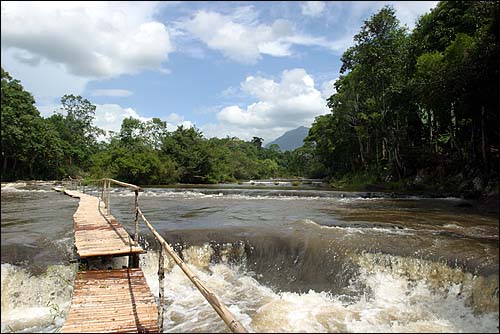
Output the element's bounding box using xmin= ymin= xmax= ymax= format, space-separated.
xmin=1 ymin=181 xmax=498 ymax=332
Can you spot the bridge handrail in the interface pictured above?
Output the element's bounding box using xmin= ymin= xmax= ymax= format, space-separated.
xmin=137 ymin=207 xmax=247 ymax=333
xmin=104 ymin=178 xmax=141 ymax=191
xmin=66 ymin=177 xmax=141 ymax=190
xmin=83 ymin=178 xmax=247 ymax=333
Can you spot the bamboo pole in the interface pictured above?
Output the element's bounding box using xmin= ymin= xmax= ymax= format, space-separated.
xmin=103 ymin=178 xmax=141 ymax=191
xmin=100 ymin=179 xmax=105 ymax=203
xmin=103 ymin=180 xmax=107 ymax=210
xmin=137 ymin=208 xmax=247 ymax=333
xmin=106 ymin=179 xmax=110 ymax=215
xmin=158 ymin=243 xmax=165 ymax=333
xmin=134 ymin=190 xmax=139 ymax=246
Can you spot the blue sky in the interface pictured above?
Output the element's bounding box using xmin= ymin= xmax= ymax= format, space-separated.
xmin=1 ymin=1 xmax=437 ymax=143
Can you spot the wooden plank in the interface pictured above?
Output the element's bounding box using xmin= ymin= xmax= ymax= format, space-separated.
xmin=61 ymin=268 xmax=159 ymax=333
xmin=63 ymin=190 xmax=144 ymax=258
xmin=59 ymin=190 xmax=159 ymax=332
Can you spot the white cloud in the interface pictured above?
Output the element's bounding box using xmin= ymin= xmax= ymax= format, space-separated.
xmin=203 ymin=68 xmax=330 ymax=142
xmin=1 ymin=1 xmax=173 ymax=108
xmin=163 ymin=113 xmax=194 ymax=131
xmin=220 ymin=86 xmax=240 ymax=98
xmin=389 ymin=1 xmax=438 ymax=29
xmin=91 ymin=89 xmax=133 ymax=97
xmin=169 ymin=120 xmax=194 ymax=132
xmin=35 ymin=102 xmax=150 ymax=140
xmin=321 ymin=78 xmax=338 ymax=99
xmin=301 ymin=2 xmax=326 ymax=17
xmin=93 ymin=105 xmax=193 ymax=139
xmin=164 ymin=112 xmax=184 ymax=124
xmin=180 ymin=8 xmax=343 ymax=64
xmin=93 ymin=104 xmax=150 ymax=136
xmin=201 ymin=122 xmax=290 ymax=144
xmin=1 ymin=1 xmax=173 ymax=79
xmin=347 ymin=1 xmax=437 ymax=30
xmin=2 ymin=48 xmax=89 ymax=106
xmin=37 ymin=102 xmax=194 ymax=139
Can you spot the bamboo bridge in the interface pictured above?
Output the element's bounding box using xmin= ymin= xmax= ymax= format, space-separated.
xmin=56 ymin=178 xmax=247 ymax=333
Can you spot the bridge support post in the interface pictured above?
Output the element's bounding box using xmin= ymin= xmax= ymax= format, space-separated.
xmin=106 ymin=179 xmax=111 ymax=215
xmin=129 ymin=254 xmax=140 ymax=268
xmin=100 ymin=179 xmax=105 ymax=203
xmin=158 ymin=245 xmax=165 ymax=333
xmin=134 ymin=190 xmax=139 ymax=245
xmin=128 ymin=189 xmax=141 ymax=269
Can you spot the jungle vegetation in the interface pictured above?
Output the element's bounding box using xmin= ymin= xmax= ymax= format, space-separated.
xmin=2 ymin=1 xmax=498 ymax=195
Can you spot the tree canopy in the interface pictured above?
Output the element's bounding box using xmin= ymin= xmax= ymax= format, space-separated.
xmin=307 ymin=1 xmax=499 ymax=193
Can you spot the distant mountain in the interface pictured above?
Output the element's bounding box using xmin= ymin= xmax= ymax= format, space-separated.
xmin=265 ymin=126 xmax=309 ymax=151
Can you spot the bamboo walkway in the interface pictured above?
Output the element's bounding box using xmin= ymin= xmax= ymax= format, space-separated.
xmin=64 ymin=189 xmax=143 ymax=258
xmin=57 ymin=179 xmax=247 ymax=333
xmin=60 ymin=189 xmax=158 ymax=333
xmin=61 ymin=269 xmax=158 ymax=333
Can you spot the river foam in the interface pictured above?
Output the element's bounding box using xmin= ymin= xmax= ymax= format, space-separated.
xmin=1 ymin=263 xmax=76 ymax=333
xmin=1 ymin=183 xmax=51 ymax=193
xmin=1 ymin=243 xmax=498 ymax=333
xmin=136 ymin=244 xmax=500 ymax=333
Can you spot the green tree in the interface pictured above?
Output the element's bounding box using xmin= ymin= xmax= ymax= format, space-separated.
xmin=47 ymin=94 xmax=104 ymax=176
xmin=309 ymin=1 xmax=498 ymax=191
xmin=251 ymin=136 xmax=264 ymax=150
xmin=1 ymin=68 xmax=43 ymax=179
xmin=161 ymin=126 xmax=212 ymax=183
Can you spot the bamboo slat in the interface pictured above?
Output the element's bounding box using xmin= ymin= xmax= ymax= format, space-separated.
xmin=61 ymin=268 xmax=158 ymax=333
xmin=64 ymin=190 xmax=143 ymax=258
xmin=59 ymin=182 xmax=247 ymax=333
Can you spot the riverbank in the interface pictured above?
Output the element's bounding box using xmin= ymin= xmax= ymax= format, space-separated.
xmin=327 ymin=173 xmax=499 ymax=216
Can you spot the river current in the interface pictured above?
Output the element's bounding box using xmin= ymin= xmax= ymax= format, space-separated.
xmin=1 ymin=181 xmax=498 ymax=332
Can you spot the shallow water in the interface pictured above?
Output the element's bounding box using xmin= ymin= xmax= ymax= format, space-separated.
xmin=1 ymin=181 xmax=498 ymax=332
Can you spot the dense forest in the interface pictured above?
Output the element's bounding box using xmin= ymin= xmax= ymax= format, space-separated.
xmin=306 ymin=1 xmax=499 ymax=195
xmin=1 ymin=1 xmax=498 ymax=196
xmin=0 ymin=76 xmax=294 ymax=184
xmin=1 ymin=70 xmax=299 ymax=184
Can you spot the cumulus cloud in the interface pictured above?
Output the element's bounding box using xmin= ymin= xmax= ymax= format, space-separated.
xmin=201 ymin=122 xmax=291 ymax=144
xmin=35 ymin=102 xmax=149 ymax=138
xmin=321 ymin=78 xmax=338 ymax=99
xmin=202 ymin=68 xmax=331 ymax=142
xmin=2 ymin=48 xmax=89 ymax=106
xmin=164 ymin=112 xmax=184 ymax=124
xmin=37 ymin=103 xmax=194 ymax=141
xmin=389 ymin=1 xmax=438 ymax=28
xmin=180 ymin=8 xmax=343 ymax=64
xmin=92 ymin=104 xmax=150 ymax=137
xmin=1 ymin=1 xmax=173 ymax=78
xmin=301 ymin=1 xmax=326 ymax=17
xmin=93 ymin=105 xmax=193 ymax=139
xmin=168 ymin=120 xmax=194 ymax=132
xmin=347 ymin=1 xmax=437 ymax=30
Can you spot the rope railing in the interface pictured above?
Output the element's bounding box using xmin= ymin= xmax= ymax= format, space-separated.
xmin=71 ymin=178 xmax=247 ymax=333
